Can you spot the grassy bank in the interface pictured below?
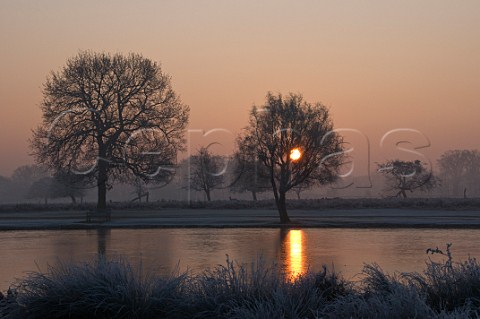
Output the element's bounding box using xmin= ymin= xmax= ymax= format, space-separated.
xmin=1 ymin=197 xmax=480 ymax=213
xmin=2 ymin=246 xmax=480 ymax=318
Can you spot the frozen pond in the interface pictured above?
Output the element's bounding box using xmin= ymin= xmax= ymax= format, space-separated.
xmin=1 ymin=228 xmax=480 ymax=290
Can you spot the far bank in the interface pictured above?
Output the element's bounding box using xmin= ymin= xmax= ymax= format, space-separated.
xmin=1 ymin=205 xmax=480 ymax=230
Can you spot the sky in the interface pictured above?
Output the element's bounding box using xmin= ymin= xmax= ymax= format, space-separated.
xmin=1 ymin=0 xmax=479 ymax=177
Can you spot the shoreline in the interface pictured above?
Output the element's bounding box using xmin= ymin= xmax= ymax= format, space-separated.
xmin=1 ymin=208 xmax=480 ymax=230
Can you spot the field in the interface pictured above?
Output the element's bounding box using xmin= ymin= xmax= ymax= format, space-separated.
xmin=0 ymin=198 xmax=480 ymax=230
xmin=2 ymin=197 xmax=480 ymax=212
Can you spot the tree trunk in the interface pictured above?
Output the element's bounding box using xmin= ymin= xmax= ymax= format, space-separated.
xmin=205 ymin=189 xmax=211 ymax=201
xmin=70 ymin=195 xmax=77 ymax=204
xmin=252 ymin=190 xmax=257 ymax=201
xmin=44 ymin=197 xmax=48 ymax=205
xmin=271 ymin=175 xmax=290 ymax=223
xmin=296 ymin=190 xmax=301 ymax=200
xmin=276 ymin=191 xmax=291 ymax=224
xmin=97 ymin=162 xmax=108 ymax=211
xmin=97 ymin=181 xmax=107 ymax=210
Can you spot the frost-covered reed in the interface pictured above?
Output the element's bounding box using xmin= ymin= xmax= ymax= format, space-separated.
xmin=4 ymin=246 xmax=480 ymax=318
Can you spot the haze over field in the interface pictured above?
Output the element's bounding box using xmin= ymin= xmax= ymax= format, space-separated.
xmin=1 ymin=0 xmax=479 ymax=176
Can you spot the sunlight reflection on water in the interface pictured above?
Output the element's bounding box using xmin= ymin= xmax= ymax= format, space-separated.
xmin=2 ymin=228 xmax=480 ymax=291
xmin=284 ymin=229 xmax=306 ymax=280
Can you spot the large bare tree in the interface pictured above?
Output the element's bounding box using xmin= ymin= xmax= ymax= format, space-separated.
xmin=237 ymin=93 xmax=344 ymax=223
xmin=31 ymin=51 xmax=189 ymax=211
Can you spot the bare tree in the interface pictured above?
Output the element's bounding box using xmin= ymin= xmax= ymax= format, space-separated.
xmin=230 ymin=139 xmax=270 ymax=200
xmin=130 ymin=176 xmax=149 ymax=203
xmin=437 ymin=149 xmax=480 ymax=198
xmin=27 ymin=176 xmax=53 ymax=204
xmin=23 ymin=169 xmax=89 ymax=204
xmin=187 ymin=147 xmax=225 ymax=201
xmin=292 ymin=179 xmax=315 ymax=200
xmin=49 ymin=170 xmax=89 ymax=203
xmin=0 ymin=176 xmax=11 ymax=202
xmin=11 ymin=165 xmax=49 ymax=200
xmin=31 ymin=52 xmax=189 ymax=211
xmin=377 ymin=159 xmax=438 ymax=198
xmin=237 ymin=93 xmax=344 ymax=223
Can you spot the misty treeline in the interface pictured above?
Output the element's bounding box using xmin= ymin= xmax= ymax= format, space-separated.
xmin=25 ymin=51 xmax=346 ymax=223
xmin=0 ymin=165 xmax=89 ymax=204
xmin=1 ymin=51 xmax=478 ymax=222
xmin=1 ymin=148 xmax=479 ymax=204
xmin=437 ymin=150 xmax=480 ymax=198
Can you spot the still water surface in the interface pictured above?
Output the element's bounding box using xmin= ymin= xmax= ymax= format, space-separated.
xmin=1 ymin=228 xmax=480 ymax=290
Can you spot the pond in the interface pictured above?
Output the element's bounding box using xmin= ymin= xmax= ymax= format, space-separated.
xmin=1 ymin=228 xmax=480 ymax=290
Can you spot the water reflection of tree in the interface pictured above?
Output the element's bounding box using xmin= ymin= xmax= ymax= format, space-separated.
xmin=96 ymin=228 xmax=111 ymax=258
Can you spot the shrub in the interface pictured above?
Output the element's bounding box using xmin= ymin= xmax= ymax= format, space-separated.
xmin=14 ymin=258 xmax=187 ymax=319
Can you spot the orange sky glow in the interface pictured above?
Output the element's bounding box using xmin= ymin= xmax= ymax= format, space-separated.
xmin=1 ymin=0 xmax=479 ymax=176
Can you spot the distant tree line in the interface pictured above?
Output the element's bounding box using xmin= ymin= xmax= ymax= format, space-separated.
xmin=0 ymin=165 xmax=89 ymax=204
xmin=437 ymin=150 xmax=480 ymax=198
xmin=1 ymin=147 xmax=479 ymax=206
xmin=1 ymin=50 xmax=477 ymax=224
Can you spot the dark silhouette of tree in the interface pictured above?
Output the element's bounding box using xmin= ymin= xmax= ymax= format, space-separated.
xmin=292 ymin=179 xmax=315 ymax=200
xmin=130 ymin=176 xmax=149 ymax=203
xmin=437 ymin=149 xmax=480 ymax=198
xmin=31 ymin=52 xmax=189 ymax=211
xmin=11 ymin=165 xmax=49 ymax=200
xmin=377 ymin=159 xmax=438 ymax=198
xmin=24 ymin=171 xmax=88 ymax=204
xmin=27 ymin=176 xmax=53 ymax=204
xmin=49 ymin=170 xmax=89 ymax=203
xmin=0 ymin=176 xmax=13 ymax=203
xmin=237 ymin=93 xmax=344 ymax=223
xmin=187 ymin=147 xmax=225 ymax=201
xmin=230 ymin=139 xmax=270 ymax=200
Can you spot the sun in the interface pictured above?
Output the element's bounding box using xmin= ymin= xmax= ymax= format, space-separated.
xmin=290 ymin=148 xmax=302 ymax=161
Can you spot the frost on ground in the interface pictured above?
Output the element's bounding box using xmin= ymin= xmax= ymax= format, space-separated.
xmin=3 ymin=245 xmax=480 ymax=319
xmin=1 ymin=197 xmax=480 ymax=213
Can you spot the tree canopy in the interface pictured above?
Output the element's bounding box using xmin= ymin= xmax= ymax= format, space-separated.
xmin=10 ymin=165 xmax=49 ymax=201
xmin=186 ymin=147 xmax=225 ymax=201
xmin=49 ymin=170 xmax=89 ymax=203
xmin=437 ymin=149 xmax=480 ymax=198
xmin=31 ymin=52 xmax=189 ymax=210
xmin=377 ymin=159 xmax=438 ymax=198
xmin=230 ymin=138 xmax=271 ymax=201
xmin=237 ymin=92 xmax=344 ymax=223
